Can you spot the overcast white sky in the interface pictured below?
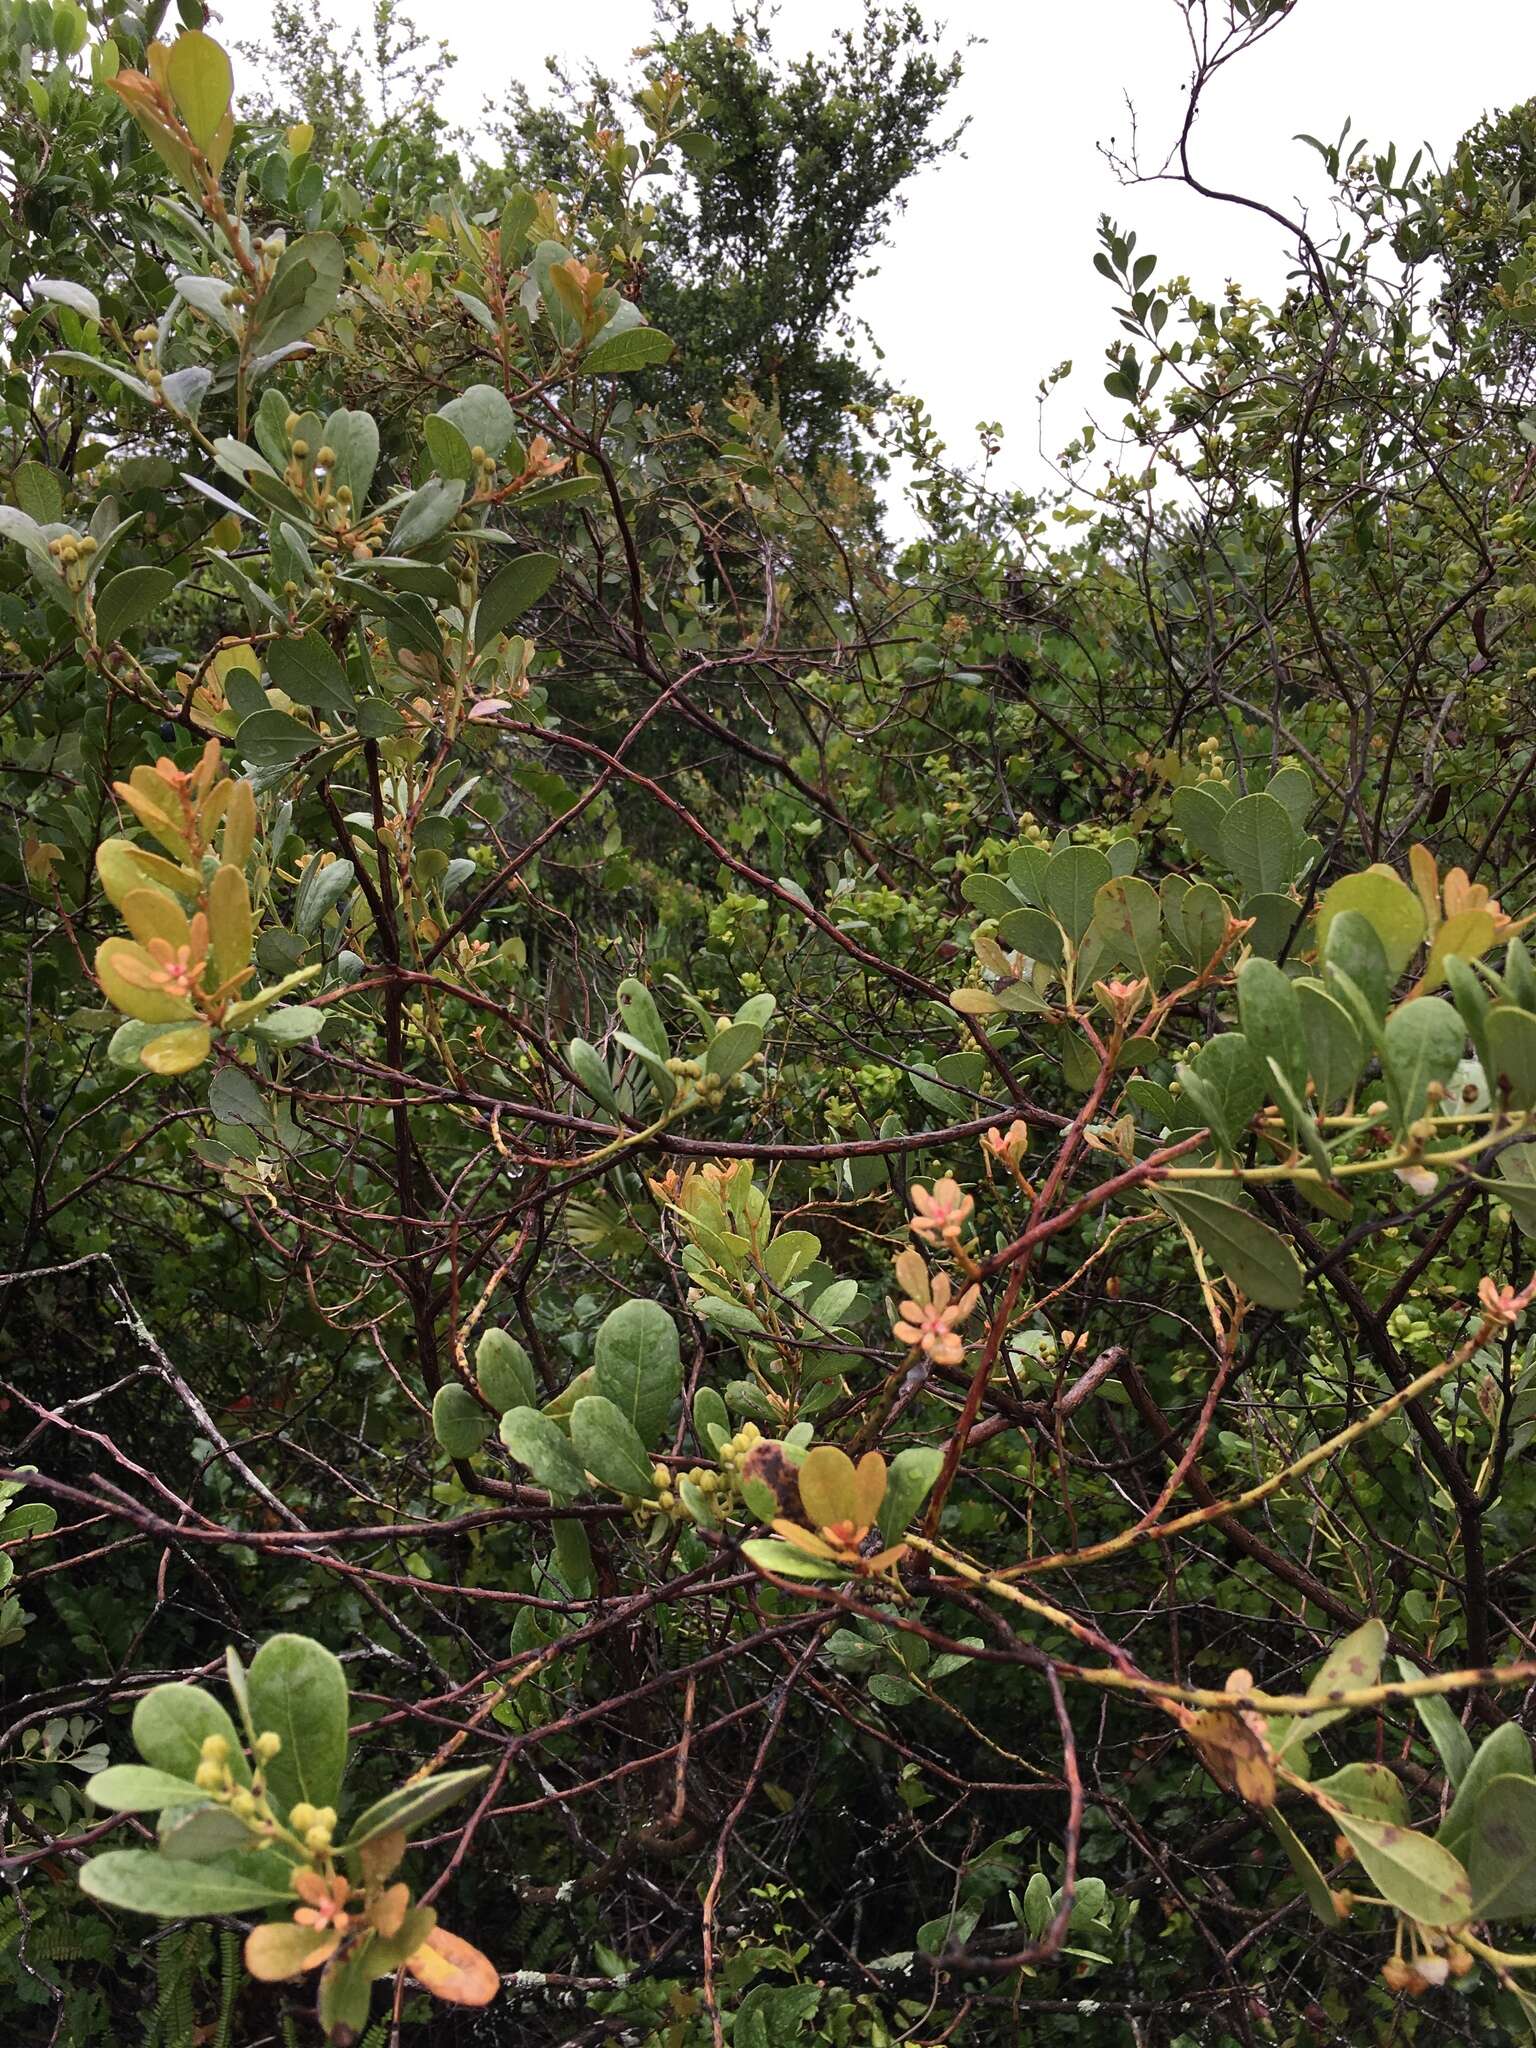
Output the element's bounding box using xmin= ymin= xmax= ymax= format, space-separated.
xmin=212 ymin=0 xmax=1536 ymax=501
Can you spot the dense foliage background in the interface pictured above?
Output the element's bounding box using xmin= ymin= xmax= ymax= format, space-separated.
xmin=9 ymin=1 xmax=1536 ymax=2043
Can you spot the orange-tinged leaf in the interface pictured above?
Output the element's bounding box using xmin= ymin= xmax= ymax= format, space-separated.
xmin=371 ymin=1883 xmax=410 ymax=1940
xmin=1416 ymin=908 xmax=1497 ymax=996
xmin=96 ymin=938 xmax=193 ymax=1023
xmin=405 ymin=1926 xmax=499 ymax=2005
xmin=119 ymin=885 xmax=191 ymax=952
xmin=796 ymin=1446 xmax=859 ymax=1531
xmin=96 ymin=836 xmax=198 ymax=909
xmin=222 ymin=779 xmax=257 ymax=870
xmin=207 ymin=864 xmax=252 ymax=982
xmin=198 ymin=776 xmax=233 ymax=840
xmin=851 ymin=1451 xmax=887 ymax=1529
xmin=892 ymin=1248 xmax=929 ymax=1305
xmin=359 ymin=1828 xmax=406 ymax=1887
xmin=244 ymin=1920 xmax=334 ymax=1981
xmin=1408 ymin=843 xmax=1441 ymax=937
xmin=291 ymin=1866 xmax=332 ymax=1908
xmin=770 ymin=1518 xmax=838 ymax=1560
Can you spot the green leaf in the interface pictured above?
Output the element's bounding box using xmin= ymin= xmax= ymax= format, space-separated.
xmin=13 ymin=460 xmax=63 ymax=524
xmin=32 ymin=278 xmax=99 ymax=324
xmin=247 ymin=1633 xmax=349 ymax=1816
xmin=293 ymin=856 xmax=353 ymax=936
xmin=1381 ymin=997 xmax=1465 ymax=1129
xmin=1237 ymin=957 xmax=1306 ymax=1099
xmin=44 ymin=351 xmax=154 ymax=406
xmin=389 ymin=478 xmax=465 ymax=554
xmin=1468 ymin=1773 xmax=1536 ymax=1919
xmin=877 ymin=1447 xmax=944 ymax=1543
xmin=533 ymin=239 xmax=583 ymax=345
xmin=1334 ymin=1811 xmax=1472 ymax=1925
xmin=764 ymin=1231 xmax=820 ymax=1287
xmin=583 ymin=325 xmax=674 ymax=373
xmin=615 ymin=978 xmax=669 ymax=1060
xmin=1446 ymin=955 xmax=1493 ymax=1072
xmin=1487 ymin=1006 xmax=1536 ymax=1110
xmin=473 ymin=553 xmax=558 ymax=652
xmin=1177 ymin=881 xmax=1230 ymax=969
xmin=995 ymin=904 xmax=1065 ymax=967
xmin=570 ymin=1394 xmax=657 ymax=1495
xmin=807 ymin=1277 xmax=859 ymax=1329
xmin=85 ymin=1765 xmax=212 ymax=1812
xmin=322 ymin=409 xmax=379 ymax=513
xmin=95 ymin=567 xmax=175 ymax=644
xmin=1317 ymin=869 xmax=1425 ymax=977
xmin=79 ymin=1849 xmax=295 ymax=1917
xmin=1043 ymin=845 xmax=1112 ymax=941
xmin=693 ymin=1385 xmax=730 ymax=1449
xmin=1152 ymin=1188 xmax=1304 ymax=1308
xmin=423 ymin=414 xmax=473 ymax=483
xmin=1092 ymin=875 xmax=1161 ymax=986
xmin=132 ymin=1684 xmax=248 ymax=1786
xmin=436 ymin=384 xmax=518 ymax=458
xmin=158 ymin=1802 xmax=254 ymax=1861
xmin=235 ymin=707 xmax=321 ymax=768
xmin=1399 ymin=1658 xmax=1475 ymax=1791
xmin=962 ymin=873 xmax=1019 ymax=920
xmin=566 ymin=1037 xmax=620 ymax=1115
xmin=1171 ymin=782 xmax=1233 ymax=863
xmin=1266 ymin=765 xmax=1313 ymax=828
xmin=266 ymin=633 xmax=355 ymax=717
xmin=741 ymin=1538 xmax=846 ymax=1581
xmin=497 ymin=1406 xmax=588 ymax=1499
xmin=1497 ymin=1138 xmax=1536 ymax=1233
xmin=1324 ymin=911 xmax=1390 ymax=1021
xmin=1173 ymin=1033 xmax=1266 ymax=1159
xmin=1439 ymin=1721 xmax=1533 ymax=1860
xmin=1242 ymin=892 xmax=1307 ymax=962
xmin=704 ymin=1021 xmax=761 ymax=1080
xmin=432 ymin=1383 xmax=490 ymax=1458
xmin=476 ymin=1329 xmax=537 ymax=1412
xmin=248 ymin=1004 xmax=325 ymax=1046
xmin=341 ymin=1765 xmax=491 ymax=1850
xmin=166 ymin=30 xmax=232 ymax=152
xmin=318 ymin=1950 xmax=373 ymax=2037
xmin=1295 ymin=979 xmax=1364 ymax=1111
xmin=252 ymin=235 xmax=345 ymax=353
xmin=593 ymin=1299 xmax=681 ymax=1446
xmin=1267 ymin=1810 xmax=1343 ymax=1925
xmin=1219 ymin=793 xmax=1296 ymax=895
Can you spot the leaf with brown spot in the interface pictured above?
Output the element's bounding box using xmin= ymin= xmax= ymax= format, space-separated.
xmin=1269 ymin=1619 xmax=1387 ymax=1761
xmin=1335 ymin=1812 xmax=1472 ymax=1927
xmin=1184 ymin=1710 xmax=1277 ymax=1807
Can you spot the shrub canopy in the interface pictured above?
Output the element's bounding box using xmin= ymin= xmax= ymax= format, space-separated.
xmin=8 ymin=2 xmax=1536 ymax=2043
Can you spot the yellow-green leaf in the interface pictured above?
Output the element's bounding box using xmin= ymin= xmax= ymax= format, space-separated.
xmin=166 ymin=31 xmax=233 ymax=154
